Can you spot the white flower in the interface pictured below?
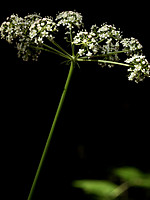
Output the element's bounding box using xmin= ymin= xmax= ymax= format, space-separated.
xmin=38 ymin=37 xmax=43 ymax=43
xmin=83 ymin=39 xmax=87 ymax=44
xmin=78 ymin=48 xmax=85 ymax=56
xmin=0 ymin=10 xmax=149 ymax=77
xmin=46 ymin=25 xmax=52 ymax=31
xmin=125 ymin=54 xmax=150 ymax=83
xmin=92 ymin=47 xmax=98 ymax=54
xmin=41 ymin=30 xmax=48 ymax=36
xmin=121 ymin=37 xmax=143 ymax=55
xmin=73 ymin=38 xmax=80 ymax=44
xmin=37 ymin=23 xmax=42 ymax=30
xmin=41 ymin=22 xmax=45 ymax=26
xmin=29 ymin=17 xmax=57 ymax=45
xmin=91 ymin=38 xmax=96 ymax=43
xmin=55 ymin=11 xmax=83 ymax=31
xmin=89 ymin=43 xmax=95 ymax=49
xmin=86 ymin=51 xmax=92 ymax=57
xmin=134 ymin=65 xmax=141 ymax=71
xmin=30 ymin=29 xmax=37 ymax=38
xmin=0 ymin=13 xmax=43 ymax=61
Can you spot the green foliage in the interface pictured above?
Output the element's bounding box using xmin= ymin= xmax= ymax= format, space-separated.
xmin=73 ymin=180 xmax=119 ymax=199
xmin=114 ymin=166 xmax=150 ymax=189
xmin=73 ymin=167 xmax=150 ymax=200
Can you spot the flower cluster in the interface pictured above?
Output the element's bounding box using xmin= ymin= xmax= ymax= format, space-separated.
xmin=0 ymin=13 xmax=43 ymax=61
xmin=55 ymin=11 xmax=84 ymax=42
xmin=0 ymin=11 xmax=149 ymax=83
xmin=91 ymin=23 xmax=122 ymax=41
xmin=73 ymin=30 xmax=99 ymax=57
xmin=55 ymin=11 xmax=83 ymax=30
xmin=125 ymin=54 xmax=150 ymax=83
xmin=29 ymin=17 xmax=57 ymax=44
xmin=121 ymin=37 xmax=143 ymax=55
xmin=73 ymin=23 xmax=122 ymax=67
xmin=17 ymin=14 xmax=44 ymax=61
xmin=0 ymin=14 xmax=24 ymax=43
xmin=0 ymin=13 xmax=58 ymax=61
xmin=72 ymin=23 xmax=149 ymax=72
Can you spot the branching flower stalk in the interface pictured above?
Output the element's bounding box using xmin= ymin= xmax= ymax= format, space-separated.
xmin=0 ymin=10 xmax=150 ymax=200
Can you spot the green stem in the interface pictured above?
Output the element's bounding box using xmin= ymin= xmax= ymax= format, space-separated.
xmin=50 ymin=39 xmax=72 ymax=59
xmin=112 ymin=182 xmax=129 ymax=199
xmin=31 ymin=44 xmax=70 ymax=59
xmin=77 ymin=58 xmax=130 ymax=67
xmin=70 ymin=27 xmax=75 ymax=56
xmin=80 ymin=50 xmax=128 ymax=59
xmin=27 ymin=61 xmax=74 ymax=200
xmin=42 ymin=43 xmax=70 ymax=59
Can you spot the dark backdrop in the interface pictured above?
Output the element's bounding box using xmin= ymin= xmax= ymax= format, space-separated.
xmin=0 ymin=2 xmax=150 ymax=200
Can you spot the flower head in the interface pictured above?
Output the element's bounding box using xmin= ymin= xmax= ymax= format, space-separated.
xmin=0 ymin=10 xmax=150 ymax=83
xmin=55 ymin=11 xmax=83 ymax=30
xmin=73 ymin=23 xmax=122 ymax=66
xmin=121 ymin=37 xmax=143 ymax=55
xmin=125 ymin=54 xmax=150 ymax=83
xmin=0 ymin=13 xmax=42 ymax=61
xmin=29 ymin=17 xmax=57 ymax=44
xmin=0 ymin=14 xmax=24 ymax=43
xmin=91 ymin=23 xmax=122 ymax=41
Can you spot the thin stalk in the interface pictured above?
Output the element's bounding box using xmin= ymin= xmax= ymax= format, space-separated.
xmin=80 ymin=50 xmax=128 ymax=59
xmin=31 ymin=45 xmax=69 ymax=59
xmin=70 ymin=27 xmax=75 ymax=56
xmin=77 ymin=58 xmax=130 ymax=67
xmin=42 ymin=43 xmax=71 ymax=59
xmin=27 ymin=61 xmax=74 ymax=200
xmin=50 ymin=39 xmax=72 ymax=59
xmin=112 ymin=182 xmax=129 ymax=199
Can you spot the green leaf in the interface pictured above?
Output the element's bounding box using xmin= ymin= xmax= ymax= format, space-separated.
xmin=114 ymin=167 xmax=143 ymax=181
xmin=136 ymin=174 xmax=150 ymax=189
xmin=73 ymin=180 xmax=120 ymax=199
xmin=113 ymin=167 xmax=150 ymax=188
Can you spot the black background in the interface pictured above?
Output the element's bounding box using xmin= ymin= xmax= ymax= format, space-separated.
xmin=1 ymin=2 xmax=150 ymax=200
